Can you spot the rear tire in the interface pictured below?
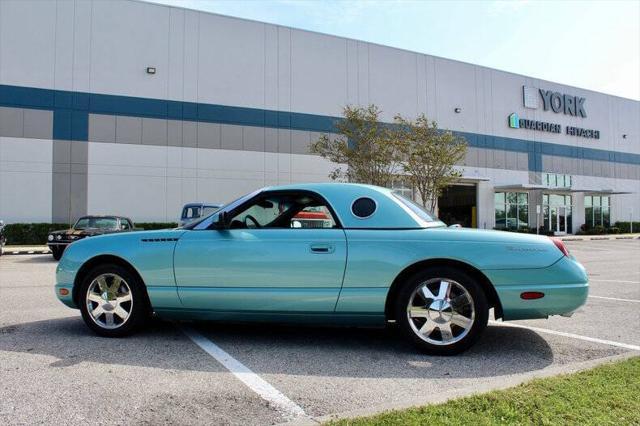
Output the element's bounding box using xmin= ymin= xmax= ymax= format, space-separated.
xmin=78 ymin=263 xmax=150 ymax=337
xmin=395 ymin=266 xmax=488 ymax=355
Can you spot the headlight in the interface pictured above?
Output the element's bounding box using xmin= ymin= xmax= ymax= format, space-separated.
xmin=56 ymin=235 xmax=62 ymax=240
xmin=48 ymin=235 xmax=54 ymax=241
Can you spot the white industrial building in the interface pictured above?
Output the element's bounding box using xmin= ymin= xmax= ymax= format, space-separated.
xmin=0 ymin=0 xmax=638 ymax=233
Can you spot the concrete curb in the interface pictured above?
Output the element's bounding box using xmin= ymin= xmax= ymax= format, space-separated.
xmin=561 ymin=234 xmax=640 ymax=242
xmin=2 ymin=246 xmax=50 ymax=255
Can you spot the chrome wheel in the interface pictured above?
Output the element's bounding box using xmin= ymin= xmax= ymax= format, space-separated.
xmin=85 ymin=273 xmax=133 ymax=330
xmin=406 ymin=278 xmax=475 ymax=346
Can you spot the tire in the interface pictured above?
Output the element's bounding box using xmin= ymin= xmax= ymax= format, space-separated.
xmin=52 ymin=247 xmax=63 ymax=260
xmin=78 ymin=263 xmax=150 ymax=337
xmin=395 ymin=266 xmax=488 ymax=355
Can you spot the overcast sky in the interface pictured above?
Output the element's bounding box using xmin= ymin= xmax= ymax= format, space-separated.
xmin=145 ymin=0 xmax=640 ymax=100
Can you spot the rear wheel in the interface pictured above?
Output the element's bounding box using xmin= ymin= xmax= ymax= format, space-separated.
xmin=78 ymin=264 xmax=150 ymax=337
xmin=395 ymin=266 xmax=488 ymax=355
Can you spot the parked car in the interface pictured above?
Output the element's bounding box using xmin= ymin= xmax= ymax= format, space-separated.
xmin=0 ymin=220 xmax=6 ymax=256
xmin=48 ymin=216 xmax=135 ymax=260
xmin=180 ymin=203 xmax=222 ymax=226
xmin=54 ymin=183 xmax=588 ymax=355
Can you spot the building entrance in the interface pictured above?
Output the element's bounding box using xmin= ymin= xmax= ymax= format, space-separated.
xmin=438 ymin=184 xmax=477 ymax=228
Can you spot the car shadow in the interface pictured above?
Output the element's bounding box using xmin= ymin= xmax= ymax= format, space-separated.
xmin=0 ymin=315 xmax=581 ymax=379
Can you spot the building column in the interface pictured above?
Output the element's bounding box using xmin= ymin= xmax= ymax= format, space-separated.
xmin=476 ymin=181 xmax=494 ymax=230
xmin=528 ymin=190 xmax=544 ymax=233
xmin=572 ymin=192 xmax=585 ymax=234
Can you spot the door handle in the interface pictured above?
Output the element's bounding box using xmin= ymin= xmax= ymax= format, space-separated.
xmin=310 ymin=243 xmax=335 ymax=254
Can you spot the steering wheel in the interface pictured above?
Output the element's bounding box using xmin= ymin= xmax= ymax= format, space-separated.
xmin=244 ymin=215 xmax=261 ymax=228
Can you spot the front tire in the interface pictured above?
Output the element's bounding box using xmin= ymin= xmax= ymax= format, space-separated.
xmin=395 ymin=266 xmax=488 ymax=355
xmin=78 ymin=264 xmax=150 ymax=337
xmin=51 ymin=246 xmax=63 ymax=260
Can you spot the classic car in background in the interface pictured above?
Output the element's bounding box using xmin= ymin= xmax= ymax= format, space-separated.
xmin=179 ymin=203 xmax=222 ymax=226
xmin=55 ymin=183 xmax=588 ymax=355
xmin=0 ymin=220 xmax=6 ymax=256
xmin=48 ymin=216 xmax=135 ymax=260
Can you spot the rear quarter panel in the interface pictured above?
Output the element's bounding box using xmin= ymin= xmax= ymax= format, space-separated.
xmin=335 ymin=228 xmax=564 ymax=314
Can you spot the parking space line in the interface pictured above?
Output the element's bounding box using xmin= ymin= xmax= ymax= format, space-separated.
xmin=589 ymin=295 xmax=640 ymax=303
xmin=589 ymin=279 xmax=640 ymax=284
xmin=182 ymin=326 xmax=308 ymax=422
xmin=490 ymin=321 xmax=640 ymax=351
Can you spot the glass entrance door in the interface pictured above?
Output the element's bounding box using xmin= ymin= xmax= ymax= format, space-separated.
xmin=543 ymin=194 xmax=572 ymax=235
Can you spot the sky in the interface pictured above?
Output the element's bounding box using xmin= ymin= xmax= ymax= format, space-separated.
xmin=145 ymin=0 xmax=640 ymax=100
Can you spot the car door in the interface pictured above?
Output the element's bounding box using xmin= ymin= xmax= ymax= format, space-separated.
xmin=173 ymin=191 xmax=347 ymax=313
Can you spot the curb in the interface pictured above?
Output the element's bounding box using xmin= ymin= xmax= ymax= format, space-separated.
xmin=561 ymin=235 xmax=640 ymax=242
xmin=2 ymin=247 xmax=51 ymax=255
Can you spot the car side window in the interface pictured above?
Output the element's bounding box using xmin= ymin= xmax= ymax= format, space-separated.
xmin=229 ymin=193 xmax=338 ymax=229
xmin=291 ymin=206 xmax=336 ymax=229
xmin=120 ymin=220 xmax=131 ymax=230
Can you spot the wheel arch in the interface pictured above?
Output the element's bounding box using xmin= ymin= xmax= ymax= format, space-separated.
xmin=72 ymin=254 xmax=151 ymax=308
xmin=384 ymin=258 xmax=503 ymax=321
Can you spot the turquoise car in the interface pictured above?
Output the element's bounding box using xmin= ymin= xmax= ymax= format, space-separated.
xmin=55 ymin=183 xmax=588 ymax=354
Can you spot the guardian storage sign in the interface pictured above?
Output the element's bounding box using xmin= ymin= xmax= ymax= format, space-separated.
xmin=508 ymin=112 xmax=600 ymax=139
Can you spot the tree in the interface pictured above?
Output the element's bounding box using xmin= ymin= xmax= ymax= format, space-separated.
xmin=310 ymin=105 xmax=400 ymax=187
xmin=392 ymin=114 xmax=467 ymax=211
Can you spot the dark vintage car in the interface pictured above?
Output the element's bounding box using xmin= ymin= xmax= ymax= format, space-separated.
xmin=48 ymin=216 xmax=135 ymax=260
xmin=0 ymin=220 xmax=6 ymax=256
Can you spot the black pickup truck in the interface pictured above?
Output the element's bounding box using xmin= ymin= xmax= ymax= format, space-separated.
xmin=47 ymin=216 xmax=135 ymax=260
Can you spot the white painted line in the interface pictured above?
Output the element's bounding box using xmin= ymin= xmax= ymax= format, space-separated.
xmin=182 ymin=326 xmax=307 ymax=421
xmin=589 ymin=279 xmax=640 ymax=284
xmin=589 ymin=295 xmax=640 ymax=303
xmin=490 ymin=321 xmax=640 ymax=351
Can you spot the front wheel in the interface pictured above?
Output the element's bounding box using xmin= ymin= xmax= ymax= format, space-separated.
xmin=395 ymin=267 xmax=488 ymax=355
xmin=78 ymin=264 xmax=150 ymax=337
xmin=51 ymin=246 xmax=63 ymax=260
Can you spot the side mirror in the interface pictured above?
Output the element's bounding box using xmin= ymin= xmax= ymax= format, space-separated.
xmin=213 ymin=211 xmax=229 ymax=229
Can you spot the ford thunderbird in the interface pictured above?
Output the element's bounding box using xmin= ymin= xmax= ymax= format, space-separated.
xmin=55 ymin=183 xmax=588 ymax=354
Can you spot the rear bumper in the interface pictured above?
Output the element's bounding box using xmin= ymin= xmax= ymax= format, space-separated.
xmin=487 ymin=256 xmax=589 ymax=321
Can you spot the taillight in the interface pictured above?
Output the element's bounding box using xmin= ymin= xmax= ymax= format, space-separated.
xmin=550 ymin=237 xmax=570 ymax=257
xmin=520 ymin=291 xmax=545 ymax=300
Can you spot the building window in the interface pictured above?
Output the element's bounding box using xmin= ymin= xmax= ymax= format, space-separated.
xmin=585 ymin=195 xmax=611 ymax=228
xmin=390 ymin=179 xmax=414 ymax=200
xmin=543 ymin=173 xmax=572 ymax=188
xmin=495 ymin=192 xmax=528 ymax=230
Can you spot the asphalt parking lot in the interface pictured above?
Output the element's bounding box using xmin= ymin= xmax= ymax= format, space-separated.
xmin=1 ymin=239 xmax=638 ymax=425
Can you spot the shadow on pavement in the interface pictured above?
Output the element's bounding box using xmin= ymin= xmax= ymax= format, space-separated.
xmin=0 ymin=315 xmax=572 ymax=379
xmin=190 ymin=321 xmax=560 ymax=379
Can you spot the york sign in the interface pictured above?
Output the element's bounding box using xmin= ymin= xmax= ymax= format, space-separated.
xmin=539 ymin=90 xmax=586 ymax=117
xmin=523 ymin=86 xmax=587 ymax=118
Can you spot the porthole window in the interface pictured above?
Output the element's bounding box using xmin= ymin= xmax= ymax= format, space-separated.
xmin=351 ymin=197 xmax=377 ymax=219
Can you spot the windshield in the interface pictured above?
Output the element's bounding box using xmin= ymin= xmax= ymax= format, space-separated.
xmin=74 ymin=217 xmax=119 ymax=230
xmin=391 ymin=193 xmax=441 ymax=224
xmin=183 ymin=190 xmax=261 ymax=229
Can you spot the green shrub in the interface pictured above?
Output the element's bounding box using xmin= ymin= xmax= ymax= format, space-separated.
xmin=4 ymin=223 xmax=70 ymax=245
xmin=607 ymin=227 xmax=620 ymax=234
xmin=614 ymin=221 xmax=640 ymax=234
xmin=3 ymin=222 xmax=179 ymax=245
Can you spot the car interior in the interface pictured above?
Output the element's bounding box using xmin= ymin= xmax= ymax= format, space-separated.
xmin=228 ymin=193 xmax=338 ymax=229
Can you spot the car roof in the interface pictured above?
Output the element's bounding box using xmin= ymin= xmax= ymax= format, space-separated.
xmin=183 ymin=203 xmax=222 ymax=208
xmin=76 ymin=215 xmax=131 ymax=221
